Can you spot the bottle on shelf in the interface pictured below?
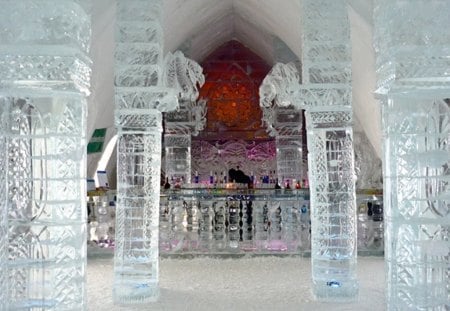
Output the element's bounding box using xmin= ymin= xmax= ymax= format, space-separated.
xmin=164 ymin=177 xmax=170 ymax=189
xmin=295 ymin=179 xmax=301 ymax=189
xmin=194 ymin=171 xmax=199 ymax=184
xmin=285 ymin=179 xmax=291 ymax=190
xmin=274 ymin=178 xmax=281 ymax=189
xmin=214 ymin=171 xmax=218 ymax=186
xmin=372 ymin=201 xmax=384 ymax=250
xmin=223 ymin=171 xmax=227 ymax=184
xmin=302 ymin=178 xmax=309 ymax=189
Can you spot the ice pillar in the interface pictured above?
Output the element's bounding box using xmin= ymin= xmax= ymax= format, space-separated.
xmin=163 ymin=51 xmax=205 ymax=185
xmin=276 ymin=134 xmax=303 ymax=185
xmin=300 ymin=0 xmax=358 ymax=301
xmin=0 ymin=104 xmax=7 ymax=309
xmin=373 ymin=1 xmax=450 ymax=309
xmin=260 ymin=63 xmax=305 ymax=185
xmin=113 ymin=0 xmax=177 ymax=304
xmin=0 ymin=1 xmax=92 ymax=309
xmin=164 ymin=134 xmax=192 ymax=184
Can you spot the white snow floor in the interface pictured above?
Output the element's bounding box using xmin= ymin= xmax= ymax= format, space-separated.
xmin=87 ymin=256 xmax=385 ymax=311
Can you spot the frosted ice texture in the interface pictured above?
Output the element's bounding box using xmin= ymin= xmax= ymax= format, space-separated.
xmin=113 ymin=0 xmax=177 ymax=304
xmin=163 ymin=51 xmax=205 ymax=183
xmin=374 ymin=2 xmax=450 ymax=309
xmin=164 ymin=134 xmax=192 ymax=184
xmin=374 ymin=0 xmax=450 ymax=95
xmin=0 ymin=1 xmax=91 ymax=310
xmin=114 ymin=126 xmax=162 ymax=303
xmin=160 ymin=193 xmax=311 ymax=254
xmin=164 ymin=50 xmax=205 ymax=102
xmin=260 ymin=2 xmax=357 ymax=299
xmin=190 ymin=139 xmax=276 ymax=183
xmin=353 ymin=132 xmax=383 ymax=190
xmin=300 ymin=0 xmax=358 ymax=301
xmin=0 ymin=107 xmax=7 ymax=310
xmin=259 ymin=63 xmax=305 ymax=182
xmin=3 ymin=97 xmax=88 ymax=310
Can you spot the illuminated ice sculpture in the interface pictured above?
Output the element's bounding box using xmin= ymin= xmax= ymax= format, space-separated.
xmin=373 ymin=1 xmax=450 ymax=309
xmin=0 ymin=0 xmax=92 ymax=309
xmin=260 ymin=0 xmax=358 ymax=301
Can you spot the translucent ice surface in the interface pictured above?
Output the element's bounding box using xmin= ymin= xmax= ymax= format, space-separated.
xmin=374 ymin=1 xmax=450 ymax=309
xmin=0 ymin=1 xmax=91 ymax=309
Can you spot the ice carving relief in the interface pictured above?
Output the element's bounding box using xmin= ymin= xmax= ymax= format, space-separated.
xmin=164 ymin=50 xmax=205 ymax=102
xmin=163 ymin=51 xmax=206 ymax=136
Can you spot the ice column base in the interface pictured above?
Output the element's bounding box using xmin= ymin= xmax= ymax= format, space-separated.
xmin=113 ymin=280 xmax=159 ymax=304
xmin=313 ymin=280 xmax=359 ymax=302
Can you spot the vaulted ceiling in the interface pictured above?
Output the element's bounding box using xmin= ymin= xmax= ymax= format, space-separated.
xmin=88 ymin=0 xmax=381 ymax=165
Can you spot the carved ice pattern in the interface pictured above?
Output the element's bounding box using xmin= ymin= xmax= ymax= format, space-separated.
xmin=162 ymin=51 xmax=204 ymax=184
xmin=113 ymin=0 xmax=178 ymax=304
xmin=3 ymin=96 xmax=88 ymax=310
xmin=374 ymin=1 xmax=450 ymax=309
xmin=191 ymin=140 xmax=276 ymax=182
xmin=301 ymin=0 xmax=357 ymax=301
xmin=0 ymin=107 xmax=6 ymax=309
xmin=0 ymin=1 xmax=91 ymax=309
xmin=164 ymin=51 xmax=205 ymax=102
xmin=353 ymin=132 xmax=383 ymax=190
xmin=260 ymin=2 xmax=357 ymax=299
xmin=382 ymin=97 xmax=449 ymax=310
xmin=259 ymin=63 xmax=305 ymax=182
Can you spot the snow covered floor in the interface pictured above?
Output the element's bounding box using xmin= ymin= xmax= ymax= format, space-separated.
xmin=87 ymin=256 xmax=385 ymax=311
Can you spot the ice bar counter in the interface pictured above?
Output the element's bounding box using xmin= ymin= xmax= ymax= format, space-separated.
xmin=87 ymin=188 xmax=383 ymax=256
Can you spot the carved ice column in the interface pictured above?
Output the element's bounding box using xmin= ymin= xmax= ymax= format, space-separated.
xmin=0 ymin=1 xmax=91 ymax=309
xmin=113 ymin=0 xmax=178 ymax=304
xmin=163 ymin=51 xmax=206 ymax=184
xmin=260 ymin=63 xmax=304 ymax=185
xmin=300 ymin=0 xmax=358 ymax=301
xmin=0 ymin=99 xmax=7 ymax=308
xmin=373 ymin=1 xmax=450 ymax=309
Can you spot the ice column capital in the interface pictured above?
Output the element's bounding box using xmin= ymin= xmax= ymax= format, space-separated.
xmin=259 ymin=62 xmax=302 ymax=137
xmin=373 ymin=0 xmax=450 ymax=95
xmin=0 ymin=0 xmax=92 ymax=95
xmin=305 ymin=106 xmax=353 ymax=130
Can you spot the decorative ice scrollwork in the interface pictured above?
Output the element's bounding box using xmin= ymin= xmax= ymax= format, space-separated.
xmin=259 ymin=62 xmax=300 ymax=136
xmin=164 ymin=50 xmax=205 ymax=102
xmin=188 ymin=98 xmax=207 ymax=136
xmin=163 ymin=51 xmax=206 ymax=136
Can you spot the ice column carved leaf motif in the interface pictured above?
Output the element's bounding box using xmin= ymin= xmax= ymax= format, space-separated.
xmin=163 ymin=51 xmax=205 ymax=182
xmin=164 ymin=50 xmax=205 ymax=102
xmin=259 ymin=63 xmax=305 ymax=182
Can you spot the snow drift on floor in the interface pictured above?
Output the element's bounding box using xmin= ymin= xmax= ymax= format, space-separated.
xmin=87 ymin=256 xmax=385 ymax=311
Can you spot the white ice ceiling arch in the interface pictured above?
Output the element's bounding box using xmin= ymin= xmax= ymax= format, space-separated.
xmin=87 ymin=0 xmax=381 ymax=178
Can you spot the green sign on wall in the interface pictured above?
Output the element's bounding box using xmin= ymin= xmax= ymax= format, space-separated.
xmin=87 ymin=128 xmax=107 ymax=154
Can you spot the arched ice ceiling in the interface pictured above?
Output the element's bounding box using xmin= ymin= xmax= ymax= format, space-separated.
xmin=88 ymin=0 xmax=381 ymax=163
